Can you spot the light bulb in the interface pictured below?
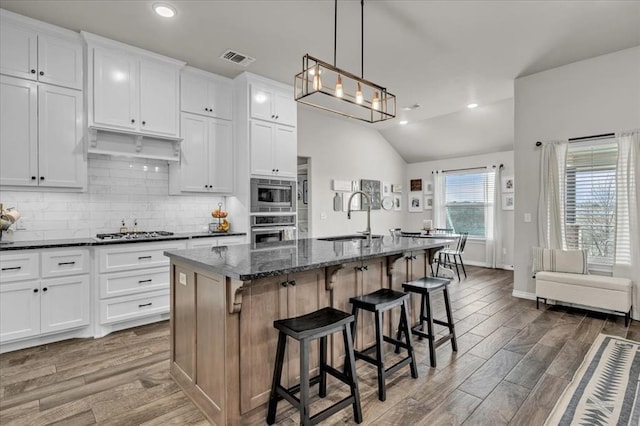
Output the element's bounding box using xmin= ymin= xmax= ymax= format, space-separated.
xmin=335 ymin=75 xmax=343 ymax=98
xmin=312 ymin=65 xmax=322 ymax=91
xmin=372 ymin=91 xmax=380 ymax=110
xmin=355 ymin=82 xmax=363 ymax=104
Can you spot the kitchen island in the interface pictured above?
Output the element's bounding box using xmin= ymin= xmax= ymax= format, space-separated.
xmin=164 ymin=235 xmax=454 ymax=425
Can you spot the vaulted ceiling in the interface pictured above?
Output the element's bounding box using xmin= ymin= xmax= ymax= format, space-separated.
xmin=3 ymin=0 xmax=639 ymax=162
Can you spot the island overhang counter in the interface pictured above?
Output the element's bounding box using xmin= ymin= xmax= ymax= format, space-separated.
xmin=164 ymin=235 xmax=453 ymax=425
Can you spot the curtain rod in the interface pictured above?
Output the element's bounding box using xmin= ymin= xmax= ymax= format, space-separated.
xmin=432 ymin=166 xmax=489 ymax=174
xmin=535 ymin=132 xmax=615 ymax=147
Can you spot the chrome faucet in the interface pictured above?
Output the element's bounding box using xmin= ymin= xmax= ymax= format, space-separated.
xmin=347 ymin=191 xmax=371 ymax=244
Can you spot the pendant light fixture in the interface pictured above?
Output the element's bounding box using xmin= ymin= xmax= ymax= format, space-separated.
xmin=294 ymin=0 xmax=396 ymax=123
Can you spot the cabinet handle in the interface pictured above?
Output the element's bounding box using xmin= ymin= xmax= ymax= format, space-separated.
xmin=288 ymin=280 xmax=296 ymax=286
xmin=30 ymin=69 xmax=36 ymax=74
xmin=31 ymin=176 xmax=36 ymax=180
xmin=205 ymin=108 xmax=209 ymax=112
xmin=131 ymin=119 xmax=135 ymax=123
xmin=138 ymin=302 xmax=152 ymax=308
xmin=275 ymin=169 xmax=279 ymax=173
xmin=58 ymin=261 xmax=76 ymax=266
xmin=1 ymin=266 xmax=21 ymax=271
xmin=138 ymin=256 xmax=152 ymax=260
xmin=138 ymin=279 xmax=153 ymax=284
xmin=275 ymin=115 xmax=279 ymax=119
xmin=142 ymin=121 xmax=146 ymax=125
xmin=281 ymin=281 xmax=288 ymax=287
xmin=33 ymin=288 xmax=39 ymax=293
xmin=40 ymin=176 xmax=45 ymax=180
xmin=39 ymin=71 xmax=44 ymax=76
xmin=42 ymin=287 xmax=48 ymax=292
xmin=271 ymin=115 xmax=275 ymax=119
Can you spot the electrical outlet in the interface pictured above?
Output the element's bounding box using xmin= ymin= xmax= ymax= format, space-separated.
xmin=320 ymin=212 xmax=327 ymax=220
xmin=524 ymin=213 xmax=531 ymax=223
xmin=503 ymin=248 xmax=507 ymax=255
xmin=15 ymin=219 xmax=28 ymax=230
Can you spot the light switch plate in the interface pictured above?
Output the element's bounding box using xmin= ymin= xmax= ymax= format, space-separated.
xmin=524 ymin=213 xmax=532 ymax=223
xmin=179 ymin=272 xmax=187 ymax=285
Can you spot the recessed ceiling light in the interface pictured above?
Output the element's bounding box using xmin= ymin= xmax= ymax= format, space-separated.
xmin=153 ymin=3 xmax=176 ymax=18
xmin=399 ymin=120 xmax=408 ymax=125
xmin=467 ymin=103 xmax=478 ymax=109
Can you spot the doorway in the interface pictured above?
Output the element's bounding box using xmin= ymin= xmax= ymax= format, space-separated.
xmin=297 ymin=157 xmax=311 ymax=238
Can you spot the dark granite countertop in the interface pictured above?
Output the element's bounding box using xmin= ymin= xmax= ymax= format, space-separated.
xmin=164 ymin=235 xmax=455 ymax=281
xmin=0 ymin=232 xmax=246 ymax=251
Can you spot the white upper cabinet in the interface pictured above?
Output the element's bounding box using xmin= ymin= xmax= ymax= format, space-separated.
xmin=170 ymin=112 xmax=233 ymax=194
xmin=0 ymin=75 xmax=85 ymax=189
xmin=250 ymin=82 xmax=296 ymax=126
xmin=84 ymin=32 xmax=185 ymax=139
xmin=0 ymin=13 xmax=82 ymax=90
xmin=93 ymin=48 xmax=138 ymax=132
xmin=249 ymin=120 xmax=296 ymax=178
xmin=181 ymin=68 xmax=233 ymax=120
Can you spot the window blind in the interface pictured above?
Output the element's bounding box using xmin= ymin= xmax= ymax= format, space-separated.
xmin=565 ymin=141 xmax=618 ymax=265
xmin=444 ymin=170 xmax=494 ymax=237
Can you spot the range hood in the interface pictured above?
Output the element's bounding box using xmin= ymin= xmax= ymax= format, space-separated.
xmin=88 ymin=126 xmax=182 ymax=162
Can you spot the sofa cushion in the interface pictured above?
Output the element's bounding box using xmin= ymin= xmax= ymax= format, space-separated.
xmin=535 ymin=271 xmax=632 ymax=292
xmin=532 ymin=247 xmax=588 ymax=274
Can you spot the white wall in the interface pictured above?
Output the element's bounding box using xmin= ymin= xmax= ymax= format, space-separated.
xmin=514 ymin=46 xmax=640 ymax=299
xmin=1 ymin=154 xmax=231 ymax=241
xmin=405 ymin=150 xmax=515 ymax=268
xmin=297 ymin=108 xmax=407 ymax=238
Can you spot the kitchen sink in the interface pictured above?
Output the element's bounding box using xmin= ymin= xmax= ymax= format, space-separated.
xmin=317 ymin=234 xmax=383 ymax=242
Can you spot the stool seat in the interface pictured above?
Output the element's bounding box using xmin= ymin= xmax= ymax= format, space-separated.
xmin=402 ymin=276 xmax=449 ymax=293
xmin=349 ymin=288 xmax=409 ymax=311
xmin=275 ymin=307 xmax=353 ymax=339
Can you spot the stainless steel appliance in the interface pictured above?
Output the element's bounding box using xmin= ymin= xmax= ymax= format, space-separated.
xmin=95 ymin=231 xmax=174 ymax=241
xmin=250 ymin=178 xmax=296 ymax=212
xmin=250 ymin=214 xmax=296 ymax=249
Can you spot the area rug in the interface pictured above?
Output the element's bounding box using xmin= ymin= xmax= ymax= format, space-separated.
xmin=545 ymin=334 xmax=640 ymax=425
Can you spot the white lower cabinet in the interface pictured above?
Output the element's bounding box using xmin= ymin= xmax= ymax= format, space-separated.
xmin=0 ymin=249 xmax=90 ymax=345
xmin=94 ymin=240 xmax=187 ymax=335
xmin=188 ymin=235 xmax=246 ymax=249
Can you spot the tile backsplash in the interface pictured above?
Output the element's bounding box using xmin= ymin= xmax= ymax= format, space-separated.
xmin=1 ymin=154 xmax=230 ymax=242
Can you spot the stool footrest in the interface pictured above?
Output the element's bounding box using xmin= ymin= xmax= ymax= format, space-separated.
xmin=275 ymin=385 xmax=300 ymax=408
xmin=310 ymin=395 xmax=356 ymax=425
xmin=433 ymin=319 xmax=451 ymax=327
xmin=282 ymin=375 xmax=322 ymax=399
xmin=354 ymin=351 xmax=378 ymax=365
xmin=385 ymin=356 xmax=413 ymax=377
xmin=323 ymin=364 xmax=353 ymax=387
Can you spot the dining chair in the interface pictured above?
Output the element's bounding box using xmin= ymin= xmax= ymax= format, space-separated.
xmin=436 ymin=232 xmax=468 ymax=280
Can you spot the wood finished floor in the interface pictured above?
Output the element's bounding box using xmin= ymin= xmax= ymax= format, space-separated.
xmin=1 ymin=266 xmax=638 ymax=425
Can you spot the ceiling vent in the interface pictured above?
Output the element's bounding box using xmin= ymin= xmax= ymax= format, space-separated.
xmin=219 ymin=49 xmax=255 ymax=67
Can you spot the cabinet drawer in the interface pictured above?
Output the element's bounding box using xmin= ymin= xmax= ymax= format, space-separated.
xmin=100 ymin=267 xmax=169 ymax=298
xmin=41 ymin=249 xmax=89 ymax=278
xmin=0 ymin=252 xmax=39 ymax=283
xmin=217 ymin=236 xmax=246 ymax=246
xmin=99 ymin=290 xmax=169 ymax=325
xmin=98 ymin=241 xmax=187 ymax=273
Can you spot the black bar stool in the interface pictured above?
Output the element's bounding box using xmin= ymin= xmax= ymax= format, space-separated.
xmin=267 ymin=307 xmax=362 ymax=426
xmin=349 ymin=288 xmax=418 ymax=401
xmin=401 ymin=276 xmax=457 ymax=368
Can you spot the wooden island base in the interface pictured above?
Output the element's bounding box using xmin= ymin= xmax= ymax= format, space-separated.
xmin=169 ymin=247 xmax=444 ymax=425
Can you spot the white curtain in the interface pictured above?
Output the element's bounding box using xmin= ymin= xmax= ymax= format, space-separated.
xmin=538 ymin=141 xmax=568 ymax=249
xmin=432 ymin=171 xmax=446 ymax=229
xmin=613 ymin=129 xmax=640 ymax=320
xmin=487 ymin=166 xmax=501 ymax=268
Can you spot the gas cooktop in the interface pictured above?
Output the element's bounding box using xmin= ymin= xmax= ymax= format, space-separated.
xmin=95 ymin=231 xmax=174 ymax=241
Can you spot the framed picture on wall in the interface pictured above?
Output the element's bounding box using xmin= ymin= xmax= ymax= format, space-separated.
xmin=424 ymin=196 xmax=433 ymax=210
xmin=423 ymin=180 xmax=433 ymax=195
xmin=392 ymin=184 xmax=402 ymax=193
xmin=382 ymin=181 xmax=391 ymax=196
xmin=393 ymin=195 xmax=401 ymax=211
xmin=410 ymin=178 xmax=423 ymax=192
xmin=501 ymin=175 xmax=514 ymax=193
xmin=408 ymin=191 xmax=422 ymax=212
xmin=502 ymin=193 xmax=515 ymax=210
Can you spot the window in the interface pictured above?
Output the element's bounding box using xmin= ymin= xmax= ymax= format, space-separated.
xmin=564 ymin=140 xmax=618 ymax=266
xmin=444 ymin=171 xmax=494 ymax=238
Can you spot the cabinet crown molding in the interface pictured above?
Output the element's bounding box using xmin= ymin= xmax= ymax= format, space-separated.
xmin=0 ymin=9 xmax=81 ymax=41
xmin=81 ymin=31 xmax=186 ymax=67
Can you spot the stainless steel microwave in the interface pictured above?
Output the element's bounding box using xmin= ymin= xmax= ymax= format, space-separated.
xmin=250 ymin=178 xmax=296 ymax=213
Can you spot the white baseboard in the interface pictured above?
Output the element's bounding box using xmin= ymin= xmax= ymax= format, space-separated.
xmin=512 ymin=290 xmax=536 ymax=300
xmin=501 ymin=264 xmax=514 ymax=271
